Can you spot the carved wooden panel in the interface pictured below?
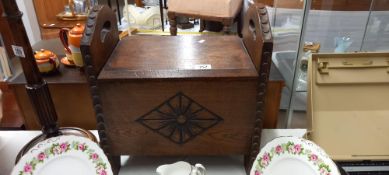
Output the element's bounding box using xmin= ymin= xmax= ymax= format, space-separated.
xmin=136 ymin=92 xmax=223 ymax=145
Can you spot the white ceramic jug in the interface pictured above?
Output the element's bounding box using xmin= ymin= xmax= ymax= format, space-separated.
xmin=156 ymin=161 xmax=206 ymax=175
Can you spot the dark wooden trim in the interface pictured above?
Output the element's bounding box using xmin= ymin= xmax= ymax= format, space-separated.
xmin=242 ymin=2 xmax=273 ymax=173
xmin=1 ymin=0 xmax=61 ymax=136
xmin=80 ymin=5 xmax=121 ymax=174
xmin=2 ymin=0 xmax=42 ymax=85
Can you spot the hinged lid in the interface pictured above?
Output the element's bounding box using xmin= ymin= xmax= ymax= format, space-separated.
xmin=98 ymin=36 xmax=258 ymax=81
xmin=308 ymin=52 xmax=389 ymax=161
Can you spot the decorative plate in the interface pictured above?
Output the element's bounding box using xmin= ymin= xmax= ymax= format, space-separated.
xmin=250 ymin=136 xmax=340 ymax=175
xmin=11 ymin=135 xmax=112 ymax=175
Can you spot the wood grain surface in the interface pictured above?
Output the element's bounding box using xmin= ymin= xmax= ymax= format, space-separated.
xmin=99 ymin=35 xmax=257 ymax=80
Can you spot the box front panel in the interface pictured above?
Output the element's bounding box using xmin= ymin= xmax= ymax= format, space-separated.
xmin=99 ymin=80 xmax=257 ymax=155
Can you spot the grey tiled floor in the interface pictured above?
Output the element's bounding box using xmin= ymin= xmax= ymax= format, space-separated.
xmin=277 ymin=110 xmax=307 ymax=129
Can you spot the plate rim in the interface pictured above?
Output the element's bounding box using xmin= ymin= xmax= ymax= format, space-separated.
xmin=11 ymin=135 xmax=113 ymax=175
xmin=250 ymin=136 xmax=340 ymax=175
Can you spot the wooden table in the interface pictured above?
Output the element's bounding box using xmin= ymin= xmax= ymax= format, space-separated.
xmin=8 ymin=38 xmax=283 ymax=130
xmin=9 ymin=39 xmax=96 ymax=130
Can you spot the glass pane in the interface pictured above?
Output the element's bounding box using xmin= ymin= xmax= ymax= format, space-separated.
xmin=304 ymin=10 xmax=370 ymax=52
xmin=287 ymin=0 xmax=375 ymax=128
xmin=267 ymin=0 xmax=305 ymax=128
xmin=361 ymin=0 xmax=389 ymax=51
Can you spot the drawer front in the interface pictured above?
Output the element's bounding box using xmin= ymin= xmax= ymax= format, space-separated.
xmin=99 ymin=80 xmax=257 ymax=155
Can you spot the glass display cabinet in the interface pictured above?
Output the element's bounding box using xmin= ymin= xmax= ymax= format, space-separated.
xmin=267 ymin=0 xmax=389 ymax=128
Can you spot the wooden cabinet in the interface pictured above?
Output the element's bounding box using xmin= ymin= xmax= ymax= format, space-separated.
xmin=9 ymin=30 xmax=283 ymax=130
xmin=10 ymin=64 xmax=96 ymax=130
xmin=10 ymin=67 xmax=283 ymax=130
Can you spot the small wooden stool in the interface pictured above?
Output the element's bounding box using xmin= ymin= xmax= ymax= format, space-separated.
xmin=167 ymin=0 xmax=243 ymax=35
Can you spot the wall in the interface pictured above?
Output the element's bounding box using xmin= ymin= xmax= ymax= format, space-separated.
xmin=16 ymin=0 xmax=41 ymax=45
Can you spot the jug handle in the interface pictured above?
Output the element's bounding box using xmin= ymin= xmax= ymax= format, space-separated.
xmin=195 ymin=164 xmax=206 ymax=175
xmin=59 ymin=28 xmax=71 ymax=54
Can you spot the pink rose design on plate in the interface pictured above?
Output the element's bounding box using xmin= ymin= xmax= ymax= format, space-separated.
xmin=310 ymin=154 xmax=318 ymax=161
xmin=319 ymin=167 xmax=329 ymax=175
xmin=24 ymin=163 xmax=32 ymax=173
xmin=275 ymin=145 xmax=283 ymax=154
xmin=91 ymin=153 xmax=99 ymax=160
xmin=260 ymin=153 xmax=270 ymax=166
xmin=294 ymin=144 xmax=302 ymax=154
xmin=99 ymin=169 xmax=107 ymax=175
xmin=37 ymin=152 xmax=46 ymax=161
xmin=60 ymin=143 xmax=68 ymax=151
xmin=255 ymin=170 xmax=262 ymax=175
xmin=78 ymin=144 xmax=85 ymax=151
xmin=263 ymin=153 xmax=270 ymax=161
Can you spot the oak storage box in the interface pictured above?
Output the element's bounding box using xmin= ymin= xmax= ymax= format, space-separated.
xmin=81 ymin=4 xmax=272 ymax=172
xmin=308 ymin=52 xmax=389 ymax=161
xmin=98 ymin=35 xmax=260 ymax=155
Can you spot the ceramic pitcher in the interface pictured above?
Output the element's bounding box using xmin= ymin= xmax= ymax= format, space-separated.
xmin=156 ymin=161 xmax=206 ymax=175
xmin=59 ymin=23 xmax=85 ymax=67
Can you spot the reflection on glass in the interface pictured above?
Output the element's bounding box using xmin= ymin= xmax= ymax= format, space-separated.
xmin=362 ymin=0 xmax=389 ymax=51
xmin=267 ymin=0 xmax=305 ymax=122
xmin=280 ymin=0 xmax=389 ymax=128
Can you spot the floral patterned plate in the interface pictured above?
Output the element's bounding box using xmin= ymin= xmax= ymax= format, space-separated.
xmin=11 ymin=135 xmax=113 ymax=175
xmin=250 ymin=136 xmax=340 ymax=175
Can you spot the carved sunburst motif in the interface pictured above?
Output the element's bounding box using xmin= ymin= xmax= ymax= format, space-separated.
xmin=136 ymin=92 xmax=223 ymax=144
